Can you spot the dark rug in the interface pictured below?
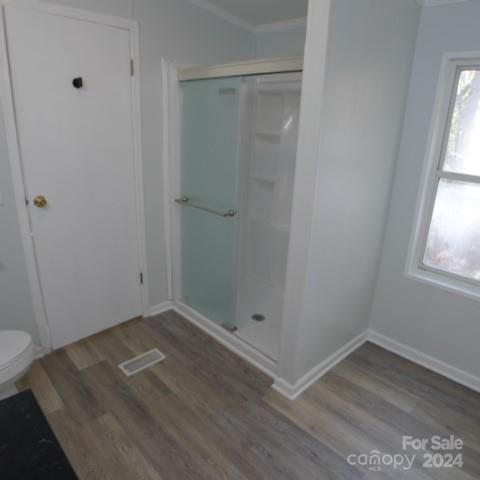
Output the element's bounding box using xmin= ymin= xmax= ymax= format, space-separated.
xmin=0 ymin=390 xmax=78 ymax=480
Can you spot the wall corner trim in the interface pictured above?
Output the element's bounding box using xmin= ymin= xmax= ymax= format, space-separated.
xmin=273 ymin=329 xmax=480 ymax=400
xmin=367 ymin=330 xmax=480 ymax=394
xmin=273 ymin=330 xmax=368 ymax=400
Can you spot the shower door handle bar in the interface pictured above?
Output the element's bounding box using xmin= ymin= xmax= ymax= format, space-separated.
xmin=174 ymin=197 xmax=237 ymax=218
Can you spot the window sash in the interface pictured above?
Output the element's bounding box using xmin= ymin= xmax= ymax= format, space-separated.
xmin=437 ymin=66 xmax=480 ymax=178
xmin=419 ymin=65 xmax=480 ymax=285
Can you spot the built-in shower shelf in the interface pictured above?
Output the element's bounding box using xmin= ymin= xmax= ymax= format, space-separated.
xmin=218 ymin=87 xmax=237 ymax=94
xmin=251 ymin=175 xmax=275 ymax=186
xmin=255 ymin=131 xmax=282 ymax=139
xmin=257 ymin=85 xmax=301 ymax=94
xmin=249 ymin=215 xmax=273 ymax=226
xmin=271 ymin=222 xmax=290 ymax=232
xmin=249 ymin=216 xmax=289 ymax=232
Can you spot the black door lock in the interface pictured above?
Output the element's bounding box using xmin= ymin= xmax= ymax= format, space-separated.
xmin=72 ymin=77 xmax=83 ymax=89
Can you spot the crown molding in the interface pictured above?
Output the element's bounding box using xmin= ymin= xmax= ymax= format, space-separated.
xmin=185 ymin=1 xmax=307 ymax=34
xmin=186 ymin=0 xmax=254 ymax=31
xmin=254 ymin=17 xmax=307 ymax=35
xmin=416 ymin=0 xmax=470 ymax=6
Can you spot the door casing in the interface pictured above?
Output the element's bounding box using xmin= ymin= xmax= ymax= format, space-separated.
xmin=0 ymin=0 xmax=149 ymax=353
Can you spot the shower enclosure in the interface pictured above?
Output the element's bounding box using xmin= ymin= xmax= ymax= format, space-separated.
xmin=174 ymin=60 xmax=302 ymax=361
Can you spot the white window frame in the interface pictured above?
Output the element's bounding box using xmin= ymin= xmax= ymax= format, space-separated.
xmin=407 ymin=52 xmax=480 ymax=301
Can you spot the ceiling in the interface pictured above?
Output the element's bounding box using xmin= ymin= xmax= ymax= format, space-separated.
xmin=189 ymin=0 xmax=308 ymax=28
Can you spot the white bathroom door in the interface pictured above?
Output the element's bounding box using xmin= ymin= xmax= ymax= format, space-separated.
xmin=5 ymin=6 xmax=144 ymax=348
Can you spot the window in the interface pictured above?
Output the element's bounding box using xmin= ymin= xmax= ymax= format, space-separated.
xmin=419 ymin=65 xmax=480 ymax=286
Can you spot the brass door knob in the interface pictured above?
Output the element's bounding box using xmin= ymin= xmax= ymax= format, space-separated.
xmin=33 ymin=195 xmax=48 ymax=208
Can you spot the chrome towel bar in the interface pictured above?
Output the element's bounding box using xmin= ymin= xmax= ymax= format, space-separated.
xmin=174 ymin=197 xmax=236 ymax=218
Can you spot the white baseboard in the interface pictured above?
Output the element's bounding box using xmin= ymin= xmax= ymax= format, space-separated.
xmin=148 ymin=301 xmax=174 ymax=317
xmin=35 ymin=346 xmax=46 ymax=359
xmin=147 ymin=302 xmax=480 ymax=398
xmin=367 ymin=330 xmax=480 ymax=394
xmin=149 ymin=300 xmax=367 ymax=400
xmin=32 ymin=304 xmax=174 ymax=358
xmin=172 ymin=301 xmax=278 ymax=380
xmin=273 ymin=330 xmax=369 ymax=400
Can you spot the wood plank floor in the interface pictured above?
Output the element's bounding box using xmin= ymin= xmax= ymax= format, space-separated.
xmin=17 ymin=310 xmax=480 ymax=479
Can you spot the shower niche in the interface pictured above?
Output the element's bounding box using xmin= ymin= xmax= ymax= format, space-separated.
xmin=173 ymin=60 xmax=302 ymax=363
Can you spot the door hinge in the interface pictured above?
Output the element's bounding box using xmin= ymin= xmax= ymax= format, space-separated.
xmin=130 ymin=59 xmax=134 ymax=77
xmin=140 ymin=272 xmax=144 ymax=284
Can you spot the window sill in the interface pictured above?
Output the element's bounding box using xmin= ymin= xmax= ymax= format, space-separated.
xmin=406 ymin=266 xmax=480 ymax=303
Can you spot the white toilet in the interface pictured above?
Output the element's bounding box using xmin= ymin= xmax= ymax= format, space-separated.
xmin=0 ymin=331 xmax=35 ymax=400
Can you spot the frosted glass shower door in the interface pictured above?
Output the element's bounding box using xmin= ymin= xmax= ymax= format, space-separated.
xmin=179 ymin=77 xmax=242 ymax=330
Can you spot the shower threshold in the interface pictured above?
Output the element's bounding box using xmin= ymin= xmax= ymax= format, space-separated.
xmin=233 ymin=330 xmax=278 ymax=363
xmin=222 ymin=324 xmax=238 ymax=333
xmin=174 ymin=300 xmax=278 ymax=378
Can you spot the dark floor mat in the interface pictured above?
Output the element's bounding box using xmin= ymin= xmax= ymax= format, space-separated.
xmin=0 ymin=390 xmax=77 ymax=480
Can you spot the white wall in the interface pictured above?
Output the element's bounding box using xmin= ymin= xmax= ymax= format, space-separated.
xmin=283 ymin=0 xmax=420 ymax=382
xmin=0 ymin=0 xmax=255 ymax=343
xmin=370 ymin=1 xmax=480 ymax=380
xmin=255 ymin=23 xmax=306 ymax=59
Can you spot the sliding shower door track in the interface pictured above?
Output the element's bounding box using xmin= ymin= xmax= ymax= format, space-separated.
xmin=173 ymin=301 xmax=279 ymax=378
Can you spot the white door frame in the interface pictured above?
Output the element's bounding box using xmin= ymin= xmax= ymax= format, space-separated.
xmin=0 ymin=0 xmax=149 ymax=353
